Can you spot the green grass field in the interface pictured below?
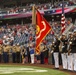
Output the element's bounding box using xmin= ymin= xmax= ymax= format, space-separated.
xmin=0 ymin=64 xmax=69 ymax=75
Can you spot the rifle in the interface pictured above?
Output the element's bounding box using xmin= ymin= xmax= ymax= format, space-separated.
xmin=51 ymin=42 xmax=55 ymax=53
xmin=67 ymin=41 xmax=72 ymax=55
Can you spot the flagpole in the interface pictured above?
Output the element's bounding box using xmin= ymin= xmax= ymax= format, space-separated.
xmin=32 ymin=4 xmax=36 ymax=25
xmin=32 ymin=5 xmax=41 ymax=55
xmin=62 ymin=0 xmax=64 ymax=14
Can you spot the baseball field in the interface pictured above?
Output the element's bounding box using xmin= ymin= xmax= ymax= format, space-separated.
xmin=0 ymin=64 xmax=69 ymax=75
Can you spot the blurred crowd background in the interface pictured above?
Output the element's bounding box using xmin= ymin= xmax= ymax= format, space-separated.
xmin=0 ymin=0 xmax=76 ymax=14
xmin=0 ymin=0 xmax=76 ymax=64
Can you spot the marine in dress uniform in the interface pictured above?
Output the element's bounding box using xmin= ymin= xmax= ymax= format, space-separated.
xmin=69 ymin=30 xmax=76 ymax=71
xmin=53 ymin=36 xmax=60 ymax=69
xmin=67 ymin=32 xmax=73 ymax=71
xmin=72 ymin=31 xmax=76 ymax=71
xmin=61 ymin=34 xmax=68 ymax=70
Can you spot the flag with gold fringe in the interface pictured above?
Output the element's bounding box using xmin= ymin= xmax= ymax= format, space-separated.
xmin=36 ymin=10 xmax=51 ymax=54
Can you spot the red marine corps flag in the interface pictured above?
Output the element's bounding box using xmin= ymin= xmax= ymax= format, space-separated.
xmin=36 ymin=10 xmax=51 ymax=54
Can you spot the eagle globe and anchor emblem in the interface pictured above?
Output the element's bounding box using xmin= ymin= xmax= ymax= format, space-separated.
xmin=36 ymin=21 xmax=46 ymax=39
xmin=36 ymin=25 xmax=40 ymax=35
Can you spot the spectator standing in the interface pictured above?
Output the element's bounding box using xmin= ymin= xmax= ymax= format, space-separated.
xmin=26 ymin=44 xmax=31 ymax=63
xmin=29 ymin=43 xmax=34 ymax=64
xmin=44 ymin=45 xmax=49 ymax=64
xmin=16 ymin=43 xmax=21 ymax=63
xmin=12 ymin=44 xmax=16 ymax=63
xmin=0 ymin=44 xmax=3 ymax=62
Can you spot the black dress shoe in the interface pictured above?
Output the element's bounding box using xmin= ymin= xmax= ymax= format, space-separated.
xmin=55 ymin=68 xmax=59 ymax=69
xmin=63 ymin=69 xmax=67 ymax=71
xmin=53 ymin=68 xmax=59 ymax=69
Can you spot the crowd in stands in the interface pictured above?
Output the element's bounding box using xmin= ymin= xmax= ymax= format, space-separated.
xmin=0 ymin=18 xmax=74 ymax=45
xmin=0 ymin=24 xmax=35 ymax=45
xmin=0 ymin=0 xmax=76 ymax=15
